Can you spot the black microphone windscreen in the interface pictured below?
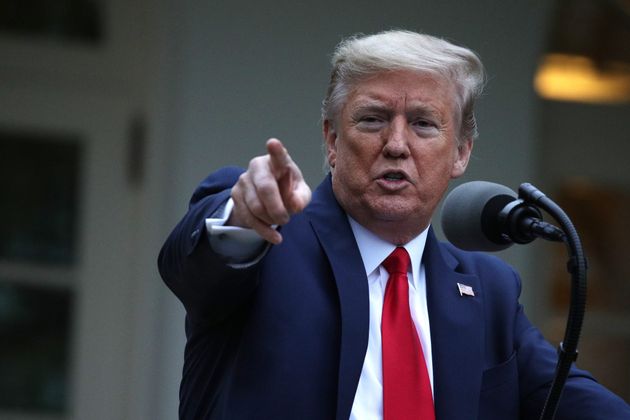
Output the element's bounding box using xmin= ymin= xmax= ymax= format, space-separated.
xmin=441 ymin=181 xmax=517 ymax=251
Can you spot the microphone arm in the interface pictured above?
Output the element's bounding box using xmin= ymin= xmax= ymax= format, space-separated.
xmin=518 ymin=183 xmax=587 ymax=420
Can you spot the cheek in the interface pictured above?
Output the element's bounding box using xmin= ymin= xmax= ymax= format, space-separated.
xmin=335 ymin=152 xmax=359 ymax=179
xmin=336 ymin=139 xmax=365 ymax=169
xmin=412 ymin=147 xmax=458 ymax=184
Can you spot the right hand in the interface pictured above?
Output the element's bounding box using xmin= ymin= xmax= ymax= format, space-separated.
xmin=228 ymin=138 xmax=312 ymax=244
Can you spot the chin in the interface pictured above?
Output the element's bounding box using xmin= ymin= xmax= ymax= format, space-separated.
xmin=369 ymin=204 xmax=420 ymax=222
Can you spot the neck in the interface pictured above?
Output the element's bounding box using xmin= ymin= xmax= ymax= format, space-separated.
xmin=351 ymin=216 xmax=429 ymax=246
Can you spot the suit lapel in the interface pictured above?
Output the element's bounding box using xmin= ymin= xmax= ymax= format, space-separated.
xmin=305 ymin=175 xmax=370 ymax=420
xmin=424 ymin=230 xmax=484 ymax=419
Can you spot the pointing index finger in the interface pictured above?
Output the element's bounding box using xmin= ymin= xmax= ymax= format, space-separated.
xmin=266 ymin=138 xmax=292 ymax=175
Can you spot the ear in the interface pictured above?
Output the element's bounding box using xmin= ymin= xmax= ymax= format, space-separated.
xmin=323 ymin=119 xmax=338 ymax=169
xmin=451 ymin=138 xmax=473 ymax=179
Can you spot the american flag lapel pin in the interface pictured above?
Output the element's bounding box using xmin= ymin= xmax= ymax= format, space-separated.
xmin=457 ymin=282 xmax=475 ymax=297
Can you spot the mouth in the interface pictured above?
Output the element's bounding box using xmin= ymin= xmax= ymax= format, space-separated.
xmin=383 ymin=172 xmax=405 ymax=181
xmin=379 ymin=170 xmax=409 ymax=182
xmin=376 ymin=170 xmax=411 ymax=191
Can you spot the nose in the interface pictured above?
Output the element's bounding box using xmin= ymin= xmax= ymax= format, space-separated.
xmin=382 ymin=116 xmax=410 ymax=158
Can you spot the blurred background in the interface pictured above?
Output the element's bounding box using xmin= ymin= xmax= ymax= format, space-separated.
xmin=0 ymin=0 xmax=629 ymax=419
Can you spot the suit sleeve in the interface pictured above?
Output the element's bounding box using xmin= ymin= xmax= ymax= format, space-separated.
xmin=516 ymin=315 xmax=630 ymax=418
xmin=509 ymin=271 xmax=630 ymax=418
xmin=157 ymin=166 xmax=261 ymax=325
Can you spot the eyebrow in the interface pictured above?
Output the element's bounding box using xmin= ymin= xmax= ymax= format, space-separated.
xmin=349 ymin=103 xmax=391 ymax=114
xmin=349 ymin=100 xmax=443 ymax=120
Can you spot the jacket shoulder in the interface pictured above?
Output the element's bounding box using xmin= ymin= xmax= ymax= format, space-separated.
xmin=438 ymin=240 xmax=522 ymax=296
xmin=190 ymin=166 xmax=245 ymax=206
xmin=441 ymin=241 xmax=518 ymax=275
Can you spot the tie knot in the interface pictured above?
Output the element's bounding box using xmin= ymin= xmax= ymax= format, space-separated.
xmin=382 ymin=247 xmax=410 ymax=275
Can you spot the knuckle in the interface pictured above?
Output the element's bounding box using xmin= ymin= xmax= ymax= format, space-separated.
xmin=230 ymin=185 xmax=243 ymax=202
xmin=248 ymin=201 xmax=266 ymax=217
xmin=257 ymin=181 xmax=277 ymax=197
xmin=248 ymin=156 xmax=261 ymax=166
xmin=235 ymin=173 xmax=249 ymax=189
xmin=249 ymin=155 xmax=268 ymax=169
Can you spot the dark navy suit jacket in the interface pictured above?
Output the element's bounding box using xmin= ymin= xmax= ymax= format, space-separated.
xmin=158 ymin=166 xmax=630 ymax=419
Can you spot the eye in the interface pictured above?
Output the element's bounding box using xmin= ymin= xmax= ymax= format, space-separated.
xmin=354 ymin=115 xmax=386 ymax=131
xmin=361 ymin=116 xmax=381 ymax=123
xmin=412 ymin=118 xmax=435 ymax=128
xmin=410 ymin=118 xmax=440 ymax=136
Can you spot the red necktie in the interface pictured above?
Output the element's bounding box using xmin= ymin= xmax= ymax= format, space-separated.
xmin=381 ymin=247 xmax=435 ymax=420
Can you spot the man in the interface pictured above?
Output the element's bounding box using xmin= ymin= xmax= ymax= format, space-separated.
xmin=158 ymin=30 xmax=630 ymax=419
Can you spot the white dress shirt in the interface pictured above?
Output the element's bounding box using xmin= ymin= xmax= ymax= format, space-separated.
xmin=347 ymin=217 xmax=433 ymax=420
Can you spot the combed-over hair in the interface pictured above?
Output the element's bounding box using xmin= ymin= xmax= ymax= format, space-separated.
xmin=321 ymin=30 xmax=486 ymax=144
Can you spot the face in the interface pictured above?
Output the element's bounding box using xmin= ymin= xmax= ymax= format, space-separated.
xmin=324 ymin=70 xmax=472 ymax=243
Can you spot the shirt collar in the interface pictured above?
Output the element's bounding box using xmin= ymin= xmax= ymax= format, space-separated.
xmin=347 ymin=216 xmax=429 ymax=281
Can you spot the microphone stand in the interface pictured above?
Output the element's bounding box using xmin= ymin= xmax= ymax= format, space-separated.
xmin=518 ymin=183 xmax=587 ymax=420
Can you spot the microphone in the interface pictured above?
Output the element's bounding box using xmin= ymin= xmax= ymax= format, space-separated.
xmin=444 ymin=182 xmax=585 ymax=420
xmin=441 ymin=181 xmax=564 ymax=251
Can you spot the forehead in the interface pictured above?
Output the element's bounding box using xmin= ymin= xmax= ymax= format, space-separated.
xmin=344 ymin=70 xmax=457 ymax=114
